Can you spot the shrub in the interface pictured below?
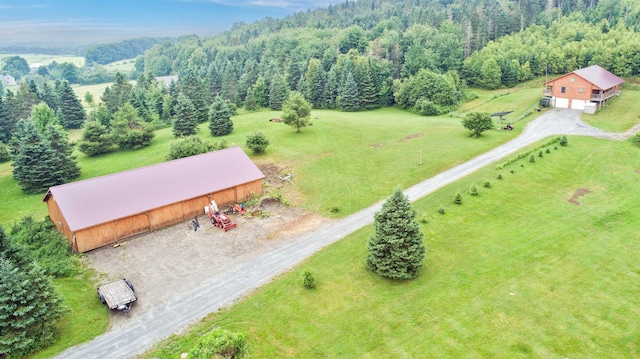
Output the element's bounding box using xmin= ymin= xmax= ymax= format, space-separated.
xmin=245 ymin=132 xmax=270 ymax=154
xmin=529 ymin=155 xmax=535 ymax=163
xmin=545 ymin=148 xmax=551 ymax=154
xmin=538 ymin=151 xmax=543 ymax=157
xmin=303 ymin=271 xmax=316 ymax=289
xmin=330 ymin=206 xmax=340 ymax=213
xmin=469 ymin=185 xmax=479 ymax=196
xmin=243 ymin=192 xmax=261 ymax=207
xmin=559 ymin=136 xmax=568 ymax=146
xmin=191 ymin=328 xmax=247 ymax=359
xmin=630 ymin=133 xmax=640 ymax=148
xmin=414 ymin=99 xmax=443 ymax=116
xmin=418 ymin=214 xmax=429 ymax=224
xmin=454 ymin=193 xmax=462 ymax=204
xmin=0 ymin=143 xmax=11 ymax=162
xmin=483 ymin=181 xmax=491 ymax=188
xmin=497 ymin=174 xmax=503 ymax=180
xmin=166 ymin=136 xmax=227 ymax=161
xmin=438 ymin=205 xmax=446 ymax=214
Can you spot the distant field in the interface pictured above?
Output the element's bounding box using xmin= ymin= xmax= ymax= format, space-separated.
xmin=103 ymin=58 xmax=136 ymax=72
xmin=144 ymin=137 xmax=640 ymax=358
xmin=72 ymin=83 xmax=111 ymax=108
xmin=0 ymin=53 xmax=85 ymax=67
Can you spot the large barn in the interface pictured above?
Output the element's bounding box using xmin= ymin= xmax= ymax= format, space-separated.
xmin=542 ymin=65 xmax=624 ymax=112
xmin=44 ymin=147 xmax=265 ymax=253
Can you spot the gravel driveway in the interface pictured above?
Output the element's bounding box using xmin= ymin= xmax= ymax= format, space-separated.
xmin=54 ymin=109 xmax=639 ymax=359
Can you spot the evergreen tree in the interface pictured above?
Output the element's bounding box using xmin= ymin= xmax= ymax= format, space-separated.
xmin=322 ymin=67 xmax=339 ymax=109
xmin=245 ymin=132 xmax=270 ymax=154
xmin=354 ymin=60 xmax=378 ymax=110
xmin=173 ymin=93 xmax=199 ymax=137
xmin=252 ymin=76 xmax=268 ymax=108
xmin=30 ymin=103 xmax=59 ymax=133
xmin=282 ymin=91 xmax=312 ymax=133
xmin=11 ymin=120 xmax=66 ymax=193
xmin=39 ymin=82 xmax=59 ymax=112
xmin=57 ymin=81 xmax=86 ymax=129
xmin=42 ymin=123 xmax=81 ymax=181
xmin=206 ymin=63 xmax=222 ymax=96
xmin=305 ymin=59 xmax=326 ymax=108
xmin=110 ymin=103 xmax=154 ymax=150
xmin=0 ymin=257 xmax=67 ymax=358
xmin=365 ymin=189 xmax=426 ymax=280
xmin=269 ymin=74 xmax=289 ymax=110
xmin=208 ymin=95 xmax=234 ymax=137
xmin=178 ymin=68 xmax=208 ymax=123
xmin=244 ymin=87 xmax=257 ymax=111
xmin=0 ymin=95 xmax=9 ymax=143
xmin=78 ymin=121 xmax=114 ymax=156
xmin=220 ymin=65 xmax=238 ymax=105
xmin=339 ymin=72 xmax=361 ymax=112
xmin=101 ymin=72 xmax=132 ymax=114
xmin=92 ymin=103 xmax=112 ymax=128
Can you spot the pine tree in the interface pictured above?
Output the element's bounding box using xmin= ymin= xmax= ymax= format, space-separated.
xmin=208 ymin=95 xmax=234 ymax=137
xmin=110 ymin=103 xmax=154 ymax=150
xmin=365 ymin=189 xmax=426 ymax=280
xmin=101 ymin=72 xmax=132 ymax=114
xmin=269 ymin=74 xmax=289 ymax=110
xmin=78 ymin=120 xmax=114 ymax=156
xmin=0 ymin=95 xmax=9 ymax=143
xmin=339 ymin=72 xmax=361 ymax=112
xmin=11 ymin=119 xmax=67 ymax=193
xmin=244 ymin=87 xmax=257 ymax=111
xmin=42 ymin=123 xmax=81 ymax=181
xmin=173 ymin=93 xmax=199 ymax=137
xmin=354 ymin=60 xmax=378 ymax=110
xmin=0 ymin=257 xmax=67 ymax=358
xmin=252 ymin=76 xmax=268 ymax=108
xmin=39 ymin=82 xmax=59 ymax=111
xmin=179 ymin=68 xmax=208 ymax=123
xmin=57 ymin=81 xmax=86 ymax=129
xmin=305 ymin=59 xmax=325 ymax=108
xmin=322 ymin=67 xmax=339 ymax=109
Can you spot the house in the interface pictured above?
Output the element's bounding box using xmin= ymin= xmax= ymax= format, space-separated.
xmin=2 ymin=74 xmax=17 ymax=86
xmin=43 ymin=147 xmax=265 ymax=253
xmin=542 ymin=65 xmax=624 ymax=112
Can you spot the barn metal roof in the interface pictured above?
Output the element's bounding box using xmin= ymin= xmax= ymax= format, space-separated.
xmin=573 ymin=65 xmax=624 ymax=90
xmin=546 ymin=65 xmax=624 ymax=90
xmin=44 ymin=146 xmax=265 ymax=232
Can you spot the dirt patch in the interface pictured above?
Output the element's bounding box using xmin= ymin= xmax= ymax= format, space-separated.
xmin=401 ymin=133 xmax=424 ymax=141
xmin=635 ymin=169 xmax=640 ymax=174
xmin=567 ymin=188 xmax=592 ymax=205
xmin=370 ymin=143 xmax=383 ymax=148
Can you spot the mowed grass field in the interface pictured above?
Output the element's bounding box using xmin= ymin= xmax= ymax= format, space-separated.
xmin=144 ymin=137 xmax=640 ymax=358
xmin=0 ymin=99 xmax=536 ymax=227
xmin=582 ymin=89 xmax=640 ymax=132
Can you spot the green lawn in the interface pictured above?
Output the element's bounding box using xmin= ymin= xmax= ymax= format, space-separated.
xmin=1 ymin=89 xmax=543 ymax=227
xmin=103 ymin=58 xmax=136 ymax=72
xmin=29 ymin=271 xmax=109 ymax=359
xmin=582 ymin=90 xmax=640 ymax=132
xmin=143 ymin=137 xmax=640 ymax=358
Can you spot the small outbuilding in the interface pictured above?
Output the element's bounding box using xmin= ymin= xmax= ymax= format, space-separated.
xmin=542 ymin=65 xmax=624 ymax=111
xmin=44 ymin=147 xmax=265 ymax=253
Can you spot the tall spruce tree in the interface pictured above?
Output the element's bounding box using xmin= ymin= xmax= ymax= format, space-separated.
xmin=366 ymin=189 xmax=426 ymax=280
xmin=110 ymin=103 xmax=154 ymax=150
xmin=11 ymin=119 xmax=67 ymax=193
xmin=0 ymin=256 xmax=67 ymax=358
xmin=208 ymin=95 xmax=234 ymax=136
xmin=78 ymin=120 xmax=114 ymax=156
xmin=268 ymin=74 xmax=289 ymax=110
xmin=173 ymin=93 xmax=199 ymax=137
xmin=339 ymin=72 xmax=361 ymax=112
xmin=101 ymin=72 xmax=133 ymax=114
xmin=57 ymin=81 xmax=86 ymax=129
xmin=42 ymin=123 xmax=81 ymax=180
xmin=178 ymin=68 xmax=208 ymax=123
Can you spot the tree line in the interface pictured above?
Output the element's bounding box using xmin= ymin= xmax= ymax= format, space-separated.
xmin=84 ymin=37 xmax=172 ymax=65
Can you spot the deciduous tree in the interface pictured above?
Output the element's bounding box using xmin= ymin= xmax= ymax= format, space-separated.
xmin=282 ymin=91 xmax=312 ymax=133
xmin=462 ymin=111 xmax=494 ymax=137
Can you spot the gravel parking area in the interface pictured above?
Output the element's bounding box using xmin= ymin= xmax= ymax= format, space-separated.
xmin=83 ymin=200 xmax=330 ymax=330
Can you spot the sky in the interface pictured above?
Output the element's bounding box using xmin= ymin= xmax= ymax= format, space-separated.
xmin=0 ymin=0 xmax=337 ymax=46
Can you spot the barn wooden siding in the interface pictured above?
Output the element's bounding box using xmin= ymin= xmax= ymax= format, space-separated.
xmin=48 ymin=179 xmax=262 ymax=253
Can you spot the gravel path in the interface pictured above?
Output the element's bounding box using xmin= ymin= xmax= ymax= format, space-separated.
xmin=53 ymin=109 xmax=638 ymax=359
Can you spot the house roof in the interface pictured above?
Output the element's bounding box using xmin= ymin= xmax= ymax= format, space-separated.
xmin=545 ymin=65 xmax=624 ymax=90
xmin=44 ymin=146 xmax=265 ymax=232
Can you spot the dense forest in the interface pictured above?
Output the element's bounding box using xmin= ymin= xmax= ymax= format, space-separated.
xmin=137 ymin=0 xmax=640 ymax=115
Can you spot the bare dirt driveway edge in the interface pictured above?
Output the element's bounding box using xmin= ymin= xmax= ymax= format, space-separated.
xmin=54 ymin=109 xmax=639 ymax=359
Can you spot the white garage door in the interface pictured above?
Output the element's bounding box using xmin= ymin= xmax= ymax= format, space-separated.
xmin=555 ymin=98 xmax=569 ymax=108
xmin=571 ymin=99 xmax=586 ymax=110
